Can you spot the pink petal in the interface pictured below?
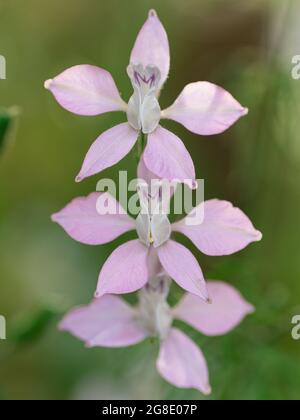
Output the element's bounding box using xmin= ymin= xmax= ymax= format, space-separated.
xmin=162 ymin=82 xmax=248 ymax=135
xmin=96 ymin=240 xmax=149 ymax=297
xmin=59 ymin=295 xmax=148 ymax=348
xmin=147 ymin=247 xmax=163 ymax=279
xmin=44 ymin=65 xmax=127 ymax=116
xmin=137 ymin=156 xmax=176 ymax=210
xmin=51 ymin=192 xmax=135 ymax=245
xmin=157 ymin=328 xmax=211 ymax=395
xmin=76 ymin=123 xmax=138 ymax=182
xmin=137 ymin=155 xmax=157 ymax=185
xmin=174 ymin=281 xmax=254 ymax=337
xmin=157 ymin=240 xmax=209 ymax=301
xmin=173 ymin=199 xmax=262 ymax=256
xmin=144 ymin=126 xmax=196 ymax=189
xmin=130 ymin=10 xmax=170 ymax=89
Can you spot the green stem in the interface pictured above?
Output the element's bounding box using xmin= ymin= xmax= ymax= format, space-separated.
xmin=136 ymin=132 xmax=146 ymax=163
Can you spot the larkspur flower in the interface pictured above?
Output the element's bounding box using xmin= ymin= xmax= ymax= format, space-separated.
xmin=44 ymin=9 xmax=248 ymax=188
xmin=59 ymin=275 xmax=254 ymax=395
xmin=51 ymin=173 xmax=262 ymax=299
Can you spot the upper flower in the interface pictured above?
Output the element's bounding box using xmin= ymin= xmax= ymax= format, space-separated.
xmin=45 ymin=9 xmax=248 ymax=187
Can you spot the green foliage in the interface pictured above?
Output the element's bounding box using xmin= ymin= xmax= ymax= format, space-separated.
xmin=0 ymin=107 xmax=19 ymax=158
xmin=0 ymin=110 xmax=11 ymax=154
xmin=10 ymin=305 xmax=62 ymax=345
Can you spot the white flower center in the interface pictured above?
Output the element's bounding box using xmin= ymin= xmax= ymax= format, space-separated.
xmin=135 ymin=180 xmax=171 ymax=248
xmin=136 ymin=212 xmax=171 ymax=248
xmin=127 ymin=64 xmax=161 ymax=134
xmin=137 ymin=274 xmax=172 ymax=339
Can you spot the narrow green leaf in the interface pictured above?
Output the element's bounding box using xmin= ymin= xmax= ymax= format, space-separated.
xmin=0 ymin=107 xmax=20 ymax=157
xmin=10 ymin=305 xmax=62 ymax=345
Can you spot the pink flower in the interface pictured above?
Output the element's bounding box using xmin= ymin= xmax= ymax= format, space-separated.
xmin=59 ymin=277 xmax=254 ymax=395
xmin=45 ymin=10 xmax=247 ymax=187
xmin=52 ymin=186 xmax=262 ymax=300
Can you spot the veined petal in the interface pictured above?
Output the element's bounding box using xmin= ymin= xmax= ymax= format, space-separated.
xmin=157 ymin=240 xmax=209 ymax=301
xmin=173 ymin=281 xmax=254 ymax=337
xmin=144 ymin=126 xmax=196 ymax=189
xmin=45 ymin=65 xmax=127 ymax=115
xmin=157 ymin=328 xmax=211 ymax=395
xmin=137 ymin=155 xmax=157 ymax=184
xmin=161 ymin=82 xmax=248 ymax=135
xmin=172 ymin=199 xmax=262 ymax=256
xmin=76 ymin=123 xmax=139 ymax=182
xmin=147 ymin=247 xmax=163 ymax=279
xmin=138 ymin=156 xmax=177 ymax=208
xmin=59 ymin=295 xmax=148 ymax=348
xmin=136 ymin=212 xmax=151 ymax=247
xmin=130 ymin=10 xmax=170 ymax=89
xmin=96 ymin=240 xmax=149 ymax=297
xmin=127 ymin=64 xmax=162 ymax=134
xmin=151 ymin=214 xmax=171 ymax=248
xmin=140 ymin=92 xmax=161 ymax=134
xmin=51 ymin=192 xmax=135 ymax=245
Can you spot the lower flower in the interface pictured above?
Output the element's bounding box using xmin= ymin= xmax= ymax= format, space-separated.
xmin=59 ymin=276 xmax=254 ymax=395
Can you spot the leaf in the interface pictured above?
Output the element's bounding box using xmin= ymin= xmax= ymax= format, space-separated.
xmin=0 ymin=107 xmax=20 ymax=157
xmin=10 ymin=305 xmax=63 ymax=345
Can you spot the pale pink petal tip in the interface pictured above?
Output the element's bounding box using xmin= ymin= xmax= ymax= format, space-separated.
xmin=51 ymin=212 xmax=59 ymax=223
xmin=44 ymin=79 xmax=52 ymax=90
xmin=245 ymin=303 xmax=255 ymax=315
xmin=75 ymin=175 xmax=82 ymax=183
xmin=255 ymin=230 xmax=263 ymax=241
xmin=203 ymin=385 xmax=212 ymax=396
xmin=148 ymin=9 xmax=157 ymax=18
xmin=58 ymin=319 xmax=66 ymax=332
xmin=242 ymin=107 xmax=249 ymax=116
xmin=94 ymin=290 xmax=103 ymax=299
xmin=206 ymin=295 xmax=212 ymax=305
xmin=192 ymin=180 xmax=198 ymax=190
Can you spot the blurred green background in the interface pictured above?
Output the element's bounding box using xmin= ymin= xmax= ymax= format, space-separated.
xmin=1 ymin=0 xmax=300 ymax=400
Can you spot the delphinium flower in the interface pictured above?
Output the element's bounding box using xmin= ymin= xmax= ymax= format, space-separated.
xmin=45 ymin=6 xmax=261 ymax=397
xmin=59 ymin=274 xmax=254 ymax=395
xmin=44 ymin=10 xmax=248 ymax=188
xmin=51 ymin=174 xmax=262 ymax=300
